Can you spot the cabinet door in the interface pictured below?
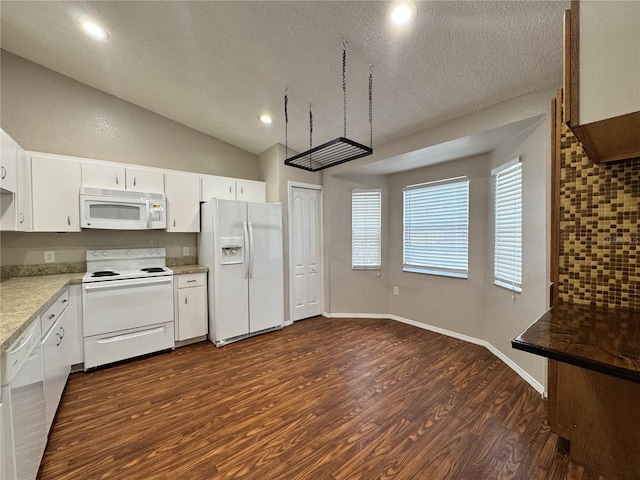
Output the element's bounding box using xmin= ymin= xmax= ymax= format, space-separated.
xmin=81 ymin=162 xmax=126 ymax=190
xmin=126 ymin=167 xmax=164 ymax=193
xmin=200 ymin=175 xmax=235 ymax=201
xmin=31 ymin=154 xmax=81 ymax=232
xmin=42 ymin=313 xmax=70 ymax=433
xmin=165 ymin=172 xmax=200 ymax=232
xmin=16 ymin=146 xmax=32 ymax=231
xmin=0 ymin=129 xmax=18 ymax=193
xmin=236 ymin=180 xmax=266 ymax=203
xmin=176 ymin=285 xmax=207 ymax=341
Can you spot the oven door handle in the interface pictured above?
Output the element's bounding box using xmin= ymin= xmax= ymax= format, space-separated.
xmin=84 ymin=277 xmax=172 ymax=291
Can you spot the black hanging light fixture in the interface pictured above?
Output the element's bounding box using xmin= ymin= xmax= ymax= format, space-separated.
xmin=284 ymin=40 xmax=373 ymax=172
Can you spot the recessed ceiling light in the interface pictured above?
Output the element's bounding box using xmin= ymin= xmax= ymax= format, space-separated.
xmin=388 ymin=1 xmax=417 ymax=25
xmin=258 ymin=114 xmax=273 ymax=124
xmin=81 ymin=20 xmax=109 ymax=40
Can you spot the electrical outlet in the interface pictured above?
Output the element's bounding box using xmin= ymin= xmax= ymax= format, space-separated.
xmin=44 ymin=251 xmax=56 ymax=263
xmin=393 ymin=286 xmax=399 ymax=295
xmin=182 ymin=246 xmax=190 ymax=256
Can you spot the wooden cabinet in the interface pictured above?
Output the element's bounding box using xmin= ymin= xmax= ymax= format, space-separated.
xmin=30 ymin=153 xmax=81 ymax=232
xmin=174 ymin=273 xmax=207 ymax=341
xmin=81 ymin=162 xmax=164 ymax=193
xmin=201 ymin=175 xmax=266 ymax=203
xmin=563 ymin=0 xmax=640 ymax=162
xmin=165 ymin=171 xmax=200 ymax=232
xmin=41 ymin=290 xmax=71 ymax=433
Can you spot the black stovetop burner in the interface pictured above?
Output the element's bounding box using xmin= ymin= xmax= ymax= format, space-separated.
xmin=92 ymin=271 xmax=120 ymax=277
xmin=141 ymin=267 xmax=166 ymax=273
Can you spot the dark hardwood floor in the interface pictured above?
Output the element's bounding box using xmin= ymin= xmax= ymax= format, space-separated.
xmin=39 ymin=317 xmax=606 ymax=479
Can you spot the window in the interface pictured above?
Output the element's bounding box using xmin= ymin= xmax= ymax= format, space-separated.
xmin=403 ymin=177 xmax=469 ymax=278
xmin=493 ymin=159 xmax=522 ymax=292
xmin=352 ymin=189 xmax=382 ymax=269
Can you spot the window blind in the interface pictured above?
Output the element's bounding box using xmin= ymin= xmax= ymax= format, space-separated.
xmin=493 ymin=160 xmax=522 ymax=292
xmin=403 ymin=177 xmax=469 ymax=278
xmin=352 ymin=189 xmax=382 ymax=269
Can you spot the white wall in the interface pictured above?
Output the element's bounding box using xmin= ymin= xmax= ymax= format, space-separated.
xmin=484 ymin=119 xmax=549 ymax=387
xmin=388 ymin=154 xmax=490 ymax=340
xmin=323 ymin=174 xmax=390 ymax=315
xmin=257 ymin=143 xmax=322 ymax=321
xmin=0 ymin=50 xmax=259 ymax=266
xmin=323 ymin=86 xmax=554 ymax=389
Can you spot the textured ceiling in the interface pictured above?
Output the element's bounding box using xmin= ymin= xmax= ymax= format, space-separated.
xmin=0 ymin=1 xmax=568 ymax=156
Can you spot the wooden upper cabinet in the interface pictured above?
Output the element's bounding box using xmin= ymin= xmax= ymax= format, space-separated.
xmin=563 ymin=0 xmax=640 ymax=163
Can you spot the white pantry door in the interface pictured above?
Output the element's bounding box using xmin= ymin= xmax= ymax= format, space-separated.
xmin=290 ymin=185 xmax=322 ymax=321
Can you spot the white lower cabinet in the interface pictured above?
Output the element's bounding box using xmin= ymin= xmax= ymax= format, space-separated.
xmin=1 ymin=397 xmax=5 ymax=480
xmin=174 ymin=274 xmax=207 ymax=341
xmin=41 ymin=290 xmax=71 ymax=432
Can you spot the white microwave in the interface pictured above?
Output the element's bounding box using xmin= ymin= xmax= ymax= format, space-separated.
xmin=80 ymin=187 xmax=166 ymax=230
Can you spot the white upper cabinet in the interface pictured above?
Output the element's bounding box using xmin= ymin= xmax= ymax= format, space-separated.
xmin=81 ymin=162 xmax=164 ymax=193
xmin=564 ymin=1 xmax=640 ymax=162
xmin=1 ymin=129 xmax=19 ymax=193
xmin=124 ymin=167 xmax=164 ymax=193
xmin=200 ymin=175 xmax=235 ymax=201
xmin=16 ymin=146 xmax=32 ymax=231
xmin=165 ymin=171 xmax=200 ymax=232
xmin=578 ymin=1 xmax=640 ymax=125
xmin=236 ymin=179 xmax=266 ymax=203
xmin=81 ymin=162 xmax=126 ymax=190
xmin=200 ymin=175 xmax=266 ymax=203
xmin=31 ymin=153 xmax=81 ymax=232
xmin=1 ymin=129 xmax=31 ymax=231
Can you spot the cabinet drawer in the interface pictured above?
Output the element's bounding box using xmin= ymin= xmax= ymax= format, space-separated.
xmin=41 ymin=290 xmax=69 ymax=336
xmin=177 ymin=274 xmax=205 ymax=288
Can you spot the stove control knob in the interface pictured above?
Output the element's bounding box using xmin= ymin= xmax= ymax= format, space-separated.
xmin=102 ymin=251 xmax=108 ymax=256
xmin=92 ymin=251 xmax=99 ymax=257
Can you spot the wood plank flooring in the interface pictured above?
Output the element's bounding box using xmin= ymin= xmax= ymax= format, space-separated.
xmin=39 ymin=317 xmax=607 ymax=480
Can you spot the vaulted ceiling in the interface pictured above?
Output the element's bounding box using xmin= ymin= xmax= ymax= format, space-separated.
xmin=1 ymin=1 xmax=568 ymax=157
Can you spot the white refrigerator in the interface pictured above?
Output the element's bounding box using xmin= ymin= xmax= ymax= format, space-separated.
xmin=198 ymin=199 xmax=284 ymax=346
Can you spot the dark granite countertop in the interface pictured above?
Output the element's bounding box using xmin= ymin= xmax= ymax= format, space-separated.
xmin=512 ymin=302 xmax=640 ymax=383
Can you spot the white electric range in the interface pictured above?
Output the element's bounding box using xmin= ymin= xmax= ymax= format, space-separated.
xmin=82 ymin=248 xmax=175 ymax=369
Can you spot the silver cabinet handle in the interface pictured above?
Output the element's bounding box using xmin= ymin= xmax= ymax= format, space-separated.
xmin=59 ymin=326 xmax=65 ymax=338
xmin=56 ymin=333 xmax=62 ymax=347
xmin=241 ymin=186 xmax=244 ymax=194
xmin=133 ymin=177 xmax=137 ymax=186
xmin=186 ymin=279 xmax=196 ymax=283
xmin=229 ymin=185 xmax=232 ymax=194
xmin=19 ymin=212 xmax=24 ymax=223
xmin=115 ymin=174 xmax=119 ymax=185
xmin=185 ymin=296 xmax=188 ymax=305
xmin=1 ymin=166 xmax=6 ymax=179
xmin=67 ymin=216 xmax=71 ymax=226
xmin=173 ymin=219 xmax=176 ymax=227
xmin=48 ymin=313 xmax=55 ymax=320
xmin=61 ymin=299 xmax=68 ymax=304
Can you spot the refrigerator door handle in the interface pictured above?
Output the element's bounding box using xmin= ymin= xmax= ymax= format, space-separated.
xmin=243 ymin=221 xmax=250 ymax=279
xmin=248 ymin=222 xmax=255 ymax=279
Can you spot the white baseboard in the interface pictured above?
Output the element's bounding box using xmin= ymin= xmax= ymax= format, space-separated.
xmin=323 ymin=312 xmax=545 ymax=396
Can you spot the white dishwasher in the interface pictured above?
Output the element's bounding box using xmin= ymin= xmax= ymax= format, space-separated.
xmin=1 ymin=320 xmax=46 ymax=480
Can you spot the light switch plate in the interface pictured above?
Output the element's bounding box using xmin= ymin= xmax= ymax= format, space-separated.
xmin=44 ymin=251 xmax=56 ymax=263
xmin=182 ymin=247 xmax=189 ymax=256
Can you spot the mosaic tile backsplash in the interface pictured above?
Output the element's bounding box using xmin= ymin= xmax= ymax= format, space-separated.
xmin=559 ymin=124 xmax=640 ymax=310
